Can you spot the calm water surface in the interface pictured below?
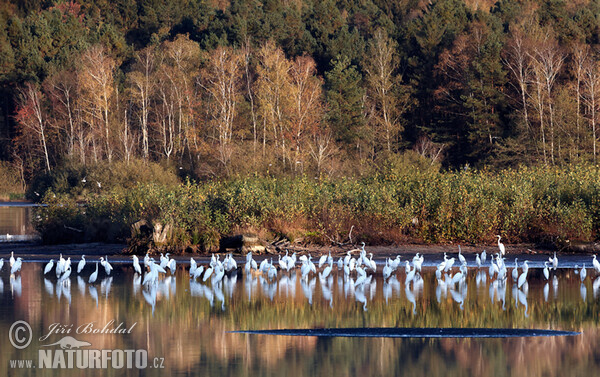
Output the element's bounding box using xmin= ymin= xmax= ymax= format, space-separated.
xmin=1 ymin=258 xmax=599 ymax=377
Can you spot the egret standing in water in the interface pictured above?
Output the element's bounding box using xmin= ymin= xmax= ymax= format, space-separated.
xmin=100 ymin=257 xmax=113 ymax=275
xmin=44 ymin=259 xmax=54 ymax=275
xmin=580 ymin=264 xmax=587 ymax=282
xmin=89 ymin=263 xmax=99 ymax=283
xmin=10 ymin=257 xmax=22 ymax=274
xmin=518 ymin=261 xmax=529 ymax=289
xmin=77 ymin=255 xmax=86 ymax=274
xmin=593 ymin=255 xmax=600 ymax=273
xmin=9 ymin=251 xmax=15 ymax=268
xmin=543 ymin=261 xmax=550 ymax=280
xmin=133 ymin=255 xmax=142 ymax=275
xmin=496 ymin=235 xmax=505 ymax=256
xmin=512 ymin=258 xmax=519 ymax=281
xmin=550 ymin=252 xmax=558 ymax=270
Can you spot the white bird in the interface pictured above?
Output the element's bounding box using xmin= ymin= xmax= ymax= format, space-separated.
xmin=368 ymin=253 xmax=377 ymax=272
xmin=100 ymin=256 xmax=113 ymax=275
xmin=405 ymin=262 xmax=416 ymax=285
xmin=593 ymin=255 xmax=600 ymax=273
xmin=133 ymin=255 xmax=142 ymax=275
xmin=192 ymin=265 xmax=204 ymax=280
xmin=382 ymin=260 xmax=392 ymax=280
xmin=44 ymin=259 xmax=54 ymax=275
xmin=344 ymin=251 xmax=352 ymax=266
xmin=550 ymin=252 xmax=558 ymax=270
xmin=203 ymin=266 xmax=214 ymax=282
xmin=481 ymin=250 xmax=487 ymax=264
xmin=581 ymin=264 xmax=587 ymax=282
xmin=512 ymin=258 xmax=519 ymax=281
xmin=168 ymin=258 xmax=176 ymax=274
xmin=475 ymin=253 xmax=481 ymax=268
xmin=89 ymin=263 xmax=99 ymax=283
xmin=412 ymin=253 xmax=423 ymax=272
xmin=77 ymin=255 xmax=86 ymax=274
xmin=278 ymin=255 xmax=288 ymax=271
xmin=60 ymin=266 xmax=72 ymax=281
xmin=10 ymin=257 xmax=22 ymax=274
xmin=160 ymin=253 xmax=169 ymax=269
xmin=318 ymin=253 xmax=328 ymax=269
xmin=144 ymin=253 xmax=150 ymax=268
xmin=458 ymin=246 xmax=466 ymax=265
xmin=543 ymin=261 xmax=549 ymax=280
xmin=321 ymin=263 xmax=332 ymax=279
xmin=496 ymin=235 xmax=505 ymax=256
xmin=518 ymin=261 xmax=529 ymax=289
xmin=56 ymin=254 xmax=66 ymax=276
xmin=9 ymin=251 xmax=15 ymax=268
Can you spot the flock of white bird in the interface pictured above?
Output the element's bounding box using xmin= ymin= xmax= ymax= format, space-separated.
xmin=2 ymin=235 xmax=600 ymax=313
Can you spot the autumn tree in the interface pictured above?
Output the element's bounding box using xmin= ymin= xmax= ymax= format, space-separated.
xmin=14 ymin=82 xmax=51 ymax=172
xmin=255 ymin=40 xmax=292 ymax=166
xmin=78 ymin=45 xmax=117 ymax=163
xmin=128 ymin=46 xmax=157 ymax=161
xmin=201 ymin=46 xmax=244 ymax=170
xmin=288 ymin=55 xmax=325 ymax=171
xmin=364 ymin=28 xmax=410 ymax=155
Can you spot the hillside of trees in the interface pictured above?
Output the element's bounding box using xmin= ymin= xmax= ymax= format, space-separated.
xmin=1 ymin=0 xmax=600 ymax=181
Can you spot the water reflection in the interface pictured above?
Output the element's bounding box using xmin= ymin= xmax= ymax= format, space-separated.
xmin=0 ymin=204 xmax=38 ymax=241
xmin=0 ymin=263 xmax=599 ymax=376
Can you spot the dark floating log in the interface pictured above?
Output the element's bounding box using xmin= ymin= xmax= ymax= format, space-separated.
xmin=229 ymin=327 xmax=580 ymax=338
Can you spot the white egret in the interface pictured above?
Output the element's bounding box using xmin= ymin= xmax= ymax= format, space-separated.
xmin=192 ymin=265 xmax=204 ymax=280
xmin=203 ymin=266 xmax=214 ymax=282
xmin=100 ymin=256 xmax=113 ymax=275
xmin=481 ymin=250 xmax=487 ymax=264
xmin=321 ymin=263 xmax=332 ymax=279
xmin=10 ymin=257 xmax=22 ymax=274
xmin=133 ymin=255 xmax=142 ymax=275
xmin=344 ymin=250 xmax=352 ymax=266
xmin=581 ymin=264 xmax=587 ymax=282
xmin=550 ymin=252 xmax=558 ymax=270
xmin=543 ymin=261 xmax=549 ymax=280
xmin=168 ymin=257 xmax=176 ymax=274
xmin=9 ymin=251 xmax=15 ymax=268
xmin=44 ymin=259 xmax=55 ymax=275
xmin=496 ymin=235 xmax=505 ymax=256
xmin=518 ymin=261 xmax=529 ymax=289
xmin=512 ymin=258 xmax=519 ymax=281
xmin=56 ymin=254 xmax=65 ymax=276
xmin=382 ymin=260 xmax=392 ymax=280
xmin=458 ymin=246 xmax=466 ymax=265
xmin=405 ymin=262 xmax=416 ymax=285
xmin=318 ymin=253 xmax=328 ymax=269
xmin=60 ymin=266 xmax=72 ymax=281
xmin=77 ymin=255 xmax=86 ymax=274
xmin=475 ymin=253 xmax=481 ymax=269
xmin=368 ymin=253 xmax=377 ymax=272
xmin=592 ymin=255 xmax=600 ymax=273
xmin=89 ymin=263 xmax=99 ymax=283
xmin=267 ymin=265 xmax=277 ymax=280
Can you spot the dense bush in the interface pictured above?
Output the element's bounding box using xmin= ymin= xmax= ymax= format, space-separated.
xmin=34 ymin=164 xmax=600 ymax=252
xmin=26 ymin=159 xmax=181 ymax=201
xmin=0 ymin=161 xmax=24 ymax=200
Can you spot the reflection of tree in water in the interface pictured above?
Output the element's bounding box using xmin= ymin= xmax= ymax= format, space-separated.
xmin=0 ymin=264 xmax=599 ymax=376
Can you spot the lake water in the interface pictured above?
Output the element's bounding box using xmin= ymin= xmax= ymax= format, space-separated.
xmin=0 ymin=203 xmax=39 ymax=242
xmin=1 ymin=258 xmax=599 ymax=376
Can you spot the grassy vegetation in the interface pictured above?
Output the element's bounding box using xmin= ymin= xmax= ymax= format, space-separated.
xmin=0 ymin=161 xmax=25 ymax=201
xmin=32 ymin=161 xmax=600 ymax=252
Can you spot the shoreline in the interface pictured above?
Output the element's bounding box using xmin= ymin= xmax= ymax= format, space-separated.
xmin=1 ymin=241 xmax=598 ymax=264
